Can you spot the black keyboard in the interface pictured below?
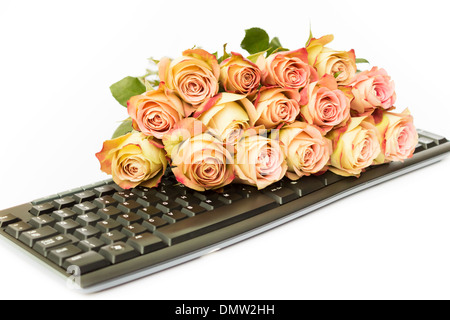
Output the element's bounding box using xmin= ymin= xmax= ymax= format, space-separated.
xmin=0 ymin=129 xmax=449 ymax=292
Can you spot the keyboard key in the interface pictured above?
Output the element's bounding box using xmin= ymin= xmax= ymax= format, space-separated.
xmin=51 ymin=208 xmax=77 ymax=221
xmin=29 ymin=214 xmax=56 ymax=228
xmin=117 ymin=200 xmax=142 ymax=214
xmin=73 ymin=190 xmax=96 ymax=203
xmin=95 ymin=219 xmax=121 ymax=233
xmin=48 ymin=244 xmax=83 ymax=266
xmin=284 ymin=176 xmax=325 ymax=197
xmin=143 ymin=217 xmax=168 ymax=232
xmin=29 ymin=202 xmax=55 ymax=216
xmin=100 ymin=230 xmax=127 ymax=244
xmin=0 ymin=213 xmax=20 ymax=227
xmin=155 ymin=188 xmax=178 ymax=201
xmin=175 ymin=194 xmax=199 ymax=207
xmin=52 ymin=196 xmax=76 ymax=210
xmin=93 ymin=196 xmax=117 ymax=209
xmin=74 ymin=225 xmax=101 ymax=240
xmin=131 ymin=186 xmax=155 ymax=197
xmin=99 ymin=242 xmax=139 ymax=264
xmin=218 ymin=192 xmax=243 ymax=205
xmin=137 ymin=206 xmax=163 ymax=219
xmin=73 ymin=202 xmax=98 ymax=215
xmin=136 ymin=194 xmax=161 ymax=207
xmin=33 ymin=235 xmax=72 ymax=257
xmin=63 ymin=251 xmax=110 ymax=274
xmin=200 ymin=198 xmax=225 ymax=211
xmin=156 ymin=200 xmax=181 ymax=214
xmin=418 ymin=130 xmax=447 ymax=145
xmin=193 ymin=190 xmax=219 ymax=201
xmin=155 ymin=194 xmax=277 ymax=246
xmin=55 ymin=219 xmax=80 ymax=234
xmin=93 ymin=185 xmax=116 ymax=197
xmin=263 ymin=186 xmax=298 ymax=205
xmin=31 ymin=195 xmax=59 ymax=206
xmin=81 ymin=181 xmax=108 ymax=191
xmin=237 ymin=186 xmax=259 ymax=199
xmin=19 ymin=226 xmax=59 ymax=247
xmin=418 ymin=136 xmax=437 ymax=149
xmin=97 ymin=206 xmax=122 ymax=220
xmin=57 ymin=187 xmax=84 ymax=198
xmin=78 ymin=237 xmax=106 ymax=252
xmin=113 ymin=191 xmax=138 ymax=203
xmin=162 ymin=210 xmax=188 ymax=224
xmin=122 ymin=223 xmax=147 ymax=237
xmin=127 ymin=232 xmax=167 ymax=254
xmin=315 ymin=171 xmax=346 ymax=186
xmin=5 ymin=221 xmax=33 ymax=238
xmin=181 ymin=204 xmax=206 ymax=217
xmin=117 ymin=213 xmax=142 ymax=227
xmin=75 ymin=212 xmax=102 ymax=226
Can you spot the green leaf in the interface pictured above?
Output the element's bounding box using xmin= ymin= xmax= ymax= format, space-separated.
xmin=110 ymin=76 xmax=146 ymax=107
xmin=247 ymin=48 xmax=271 ymax=63
xmin=266 ymin=37 xmax=284 ymax=56
xmin=355 ymin=58 xmax=370 ymax=64
xmin=240 ymin=27 xmax=270 ymax=55
xmin=112 ymin=118 xmax=133 ymax=139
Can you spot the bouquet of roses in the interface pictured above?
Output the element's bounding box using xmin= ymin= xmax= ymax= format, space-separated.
xmin=96 ymin=28 xmax=419 ymax=192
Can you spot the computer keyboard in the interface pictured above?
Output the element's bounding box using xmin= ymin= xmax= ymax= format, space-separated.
xmin=0 ymin=129 xmax=449 ymax=292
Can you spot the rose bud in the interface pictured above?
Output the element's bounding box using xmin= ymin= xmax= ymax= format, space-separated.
xmin=278 ymin=121 xmax=332 ymax=180
xmin=327 ymin=117 xmax=381 ymax=177
xmin=256 ymin=48 xmax=318 ymax=90
xmin=300 ymin=75 xmax=351 ymax=134
xmin=127 ymin=84 xmax=187 ymax=139
xmin=348 ymin=67 xmax=397 ymax=116
xmin=306 ymin=34 xmax=357 ymax=85
xmin=234 ymin=129 xmax=287 ymax=190
xmin=220 ymin=52 xmax=261 ymax=97
xmin=96 ymin=131 xmax=167 ymax=189
xmin=171 ymin=132 xmax=235 ymax=191
xmin=158 ymin=48 xmax=220 ymax=111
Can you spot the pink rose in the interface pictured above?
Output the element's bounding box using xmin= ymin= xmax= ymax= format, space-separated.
xmin=278 ymin=121 xmax=332 ymax=180
xmin=127 ymin=85 xmax=187 ymax=139
xmin=171 ymin=132 xmax=235 ymax=191
xmin=375 ymin=109 xmax=418 ymax=162
xmin=300 ymin=75 xmax=351 ymax=134
xmin=96 ymin=132 xmax=167 ymax=189
xmin=328 ymin=117 xmax=381 ymax=177
xmin=234 ymin=129 xmax=288 ymax=189
xmin=256 ymin=48 xmax=318 ymax=90
xmin=348 ymin=67 xmax=396 ymax=116
xmin=158 ymin=49 xmax=220 ymax=110
xmin=219 ymin=52 xmax=261 ymax=97
xmin=254 ymin=88 xmax=301 ymax=129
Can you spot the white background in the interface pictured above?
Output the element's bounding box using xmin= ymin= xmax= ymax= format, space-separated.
xmin=0 ymin=0 xmax=449 ymax=300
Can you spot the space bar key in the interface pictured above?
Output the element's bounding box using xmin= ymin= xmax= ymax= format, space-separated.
xmin=154 ymin=194 xmax=277 ymax=246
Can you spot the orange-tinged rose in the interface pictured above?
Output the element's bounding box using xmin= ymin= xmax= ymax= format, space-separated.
xmin=327 ymin=117 xmax=381 ymax=177
xmin=220 ymin=52 xmax=261 ymax=97
xmin=278 ymin=121 xmax=332 ymax=180
xmin=127 ymin=84 xmax=187 ymax=139
xmin=306 ymin=34 xmax=356 ymax=85
xmin=96 ymin=132 xmax=167 ymax=189
xmin=171 ymin=132 xmax=235 ymax=191
xmin=254 ymin=87 xmax=301 ymax=129
xmin=256 ymin=48 xmax=318 ymax=90
xmin=158 ymin=49 xmax=220 ymax=111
